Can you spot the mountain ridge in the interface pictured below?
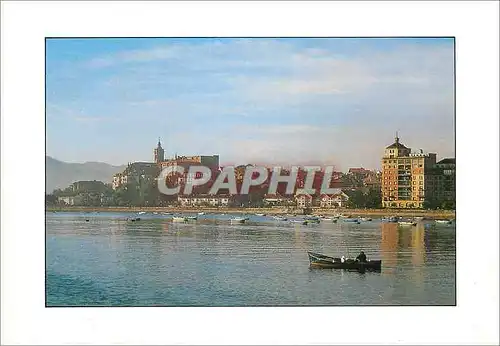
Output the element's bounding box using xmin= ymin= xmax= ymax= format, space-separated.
xmin=46 ymin=156 xmax=127 ymax=193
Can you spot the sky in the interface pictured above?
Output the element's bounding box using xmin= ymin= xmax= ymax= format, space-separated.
xmin=46 ymin=37 xmax=455 ymax=170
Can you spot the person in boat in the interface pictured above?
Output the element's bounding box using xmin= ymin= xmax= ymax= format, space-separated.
xmin=341 ymin=255 xmax=345 ymax=263
xmin=356 ymin=251 xmax=367 ymax=262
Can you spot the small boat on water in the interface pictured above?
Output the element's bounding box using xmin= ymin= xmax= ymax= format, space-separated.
xmin=435 ymin=219 xmax=452 ymax=225
xmin=398 ymin=221 xmax=417 ymax=227
xmin=302 ymin=218 xmax=321 ymax=225
xmin=304 ymin=216 xmax=320 ymax=223
xmin=127 ymin=217 xmax=141 ymax=222
xmin=343 ymin=218 xmax=360 ymax=224
xmin=255 ymin=213 xmax=266 ymax=217
xmin=273 ymin=216 xmax=288 ymax=222
xmin=172 ymin=216 xmax=187 ymax=223
xmin=198 ymin=212 xmax=205 ymax=215
xmin=230 ymin=217 xmax=246 ymax=224
xmin=307 ymin=252 xmax=382 ymax=271
xmin=360 ymin=217 xmax=372 ymax=222
xmin=137 ymin=211 xmax=146 ymax=215
xmin=186 ymin=216 xmax=198 ymax=221
xmin=382 ymin=216 xmax=399 ymax=223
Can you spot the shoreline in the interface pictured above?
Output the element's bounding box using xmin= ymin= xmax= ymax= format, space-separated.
xmin=46 ymin=206 xmax=455 ymax=219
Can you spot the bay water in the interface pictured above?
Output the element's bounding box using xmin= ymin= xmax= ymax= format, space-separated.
xmin=46 ymin=212 xmax=456 ymax=306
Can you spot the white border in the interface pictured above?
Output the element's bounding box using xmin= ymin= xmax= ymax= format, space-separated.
xmin=1 ymin=1 xmax=499 ymax=345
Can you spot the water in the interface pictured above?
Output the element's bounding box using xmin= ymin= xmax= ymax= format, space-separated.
xmin=46 ymin=212 xmax=456 ymax=306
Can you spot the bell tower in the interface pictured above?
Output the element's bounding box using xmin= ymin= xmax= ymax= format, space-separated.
xmin=154 ymin=138 xmax=165 ymax=163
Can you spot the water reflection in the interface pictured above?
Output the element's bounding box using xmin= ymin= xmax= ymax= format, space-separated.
xmin=380 ymin=222 xmax=398 ymax=274
xmin=47 ymin=213 xmax=456 ymax=306
xmin=411 ymin=224 xmax=426 ymax=267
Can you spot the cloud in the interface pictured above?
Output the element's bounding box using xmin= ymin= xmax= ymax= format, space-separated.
xmin=46 ymin=102 xmax=112 ymax=123
xmin=90 ymin=39 xmax=452 ymax=109
xmin=48 ymin=39 xmax=455 ymax=167
xmin=87 ymin=47 xmax=180 ymax=68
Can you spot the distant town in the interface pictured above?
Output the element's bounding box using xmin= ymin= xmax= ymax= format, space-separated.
xmin=46 ymin=135 xmax=455 ymax=210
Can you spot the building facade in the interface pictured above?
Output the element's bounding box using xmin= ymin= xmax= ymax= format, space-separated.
xmin=71 ymin=180 xmax=107 ymax=193
xmin=381 ymin=135 xmax=437 ymax=208
xmin=295 ymin=193 xmax=313 ymax=208
xmin=177 ymin=194 xmax=231 ymax=207
xmin=318 ymin=190 xmax=349 ymax=208
xmin=112 ymin=162 xmax=159 ymax=190
xmin=433 ymin=158 xmax=456 ymax=207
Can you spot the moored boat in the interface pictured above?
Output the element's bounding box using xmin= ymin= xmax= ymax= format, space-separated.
xmin=382 ymin=216 xmax=399 ymax=223
xmin=273 ymin=216 xmax=288 ymax=222
xmin=360 ymin=217 xmax=372 ymax=222
xmin=255 ymin=213 xmax=266 ymax=217
xmin=320 ymin=217 xmax=333 ymax=221
xmin=230 ymin=217 xmax=246 ymax=224
xmin=304 ymin=216 xmax=320 ymax=223
xmin=398 ymin=220 xmax=417 ymax=227
xmin=172 ymin=216 xmax=187 ymax=223
xmin=307 ymin=252 xmax=382 ymax=271
xmin=198 ymin=212 xmax=205 ymax=215
xmin=302 ymin=218 xmax=321 ymax=225
xmin=343 ymin=218 xmax=360 ymax=224
xmin=435 ymin=219 xmax=452 ymax=225
xmin=186 ymin=216 xmax=198 ymax=221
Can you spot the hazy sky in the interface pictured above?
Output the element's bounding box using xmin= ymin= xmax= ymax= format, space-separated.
xmin=46 ymin=37 xmax=455 ymax=170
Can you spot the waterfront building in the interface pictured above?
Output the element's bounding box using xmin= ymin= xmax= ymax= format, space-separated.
xmin=263 ymin=194 xmax=293 ymax=206
xmin=295 ymin=193 xmax=313 ymax=208
xmin=58 ymin=195 xmax=83 ymax=206
xmin=112 ymin=139 xmax=219 ymax=193
xmin=433 ymin=158 xmax=456 ymax=207
xmin=381 ymin=135 xmax=437 ymax=208
xmin=177 ymin=194 xmax=231 ymax=207
xmin=159 ymin=151 xmax=220 ymax=190
xmin=112 ymin=162 xmax=159 ymax=190
xmin=318 ymin=189 xmax=349 ymax=208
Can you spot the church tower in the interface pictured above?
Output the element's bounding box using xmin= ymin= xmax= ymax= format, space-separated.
xmin=154 ymin=138 xmax=165 ymax=163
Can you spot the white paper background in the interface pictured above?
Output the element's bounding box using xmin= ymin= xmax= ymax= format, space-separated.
xmin=1 ymin=1 xmax=499 ymax=345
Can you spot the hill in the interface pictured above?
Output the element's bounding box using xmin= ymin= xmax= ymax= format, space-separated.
xmin=46 ymin=156 xmax=126 ymax=193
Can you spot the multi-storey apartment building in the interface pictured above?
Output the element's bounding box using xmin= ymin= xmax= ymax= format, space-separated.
xmin=381 ymin=135 xmax=437 ymax=208
xmin=433 ymin=158 xmax=456 ymax=207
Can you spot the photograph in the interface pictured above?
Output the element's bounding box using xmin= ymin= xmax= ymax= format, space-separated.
xmin=45 ymin=37 xmax=456 ymax=307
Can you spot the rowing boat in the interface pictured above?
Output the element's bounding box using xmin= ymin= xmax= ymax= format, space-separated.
xmin=307 ymin=252 xmax=382 ymax=271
